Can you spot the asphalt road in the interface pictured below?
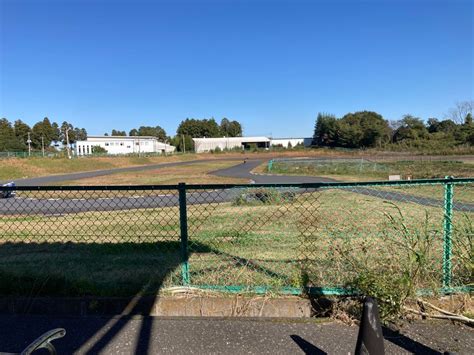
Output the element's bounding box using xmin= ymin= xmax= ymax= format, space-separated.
xmin=0 ymin=315 xmax=472 ymax=354
xmin=1 ymin=158 xmax=473 ymax=214
xmin=1 ymin=158 xmax=245 ymax=186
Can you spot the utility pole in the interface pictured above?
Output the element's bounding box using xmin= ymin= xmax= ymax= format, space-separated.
xmin=65 ymin=127 xmax=72 ymax=159
xmin=27 ymin=132 xmax=32 ymax=157
xmin=41 ymin=135 xmax=45 ymax=157
xmin=182 ymin=134 xmax=185 ymax=154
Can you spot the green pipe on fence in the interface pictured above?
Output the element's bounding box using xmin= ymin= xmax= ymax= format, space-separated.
xmin=178 ymin=182 xmax=190 ymax=286
xmin=442 ymin=177 xmax=454 ymax=288
xmin=192 ymin=285 xmax=355 ymax=296
xmin=267 ymin=159 xmax=274 ymax=172
xmin=192 ymin=285 xmax=472 ymax=296
xmin=3 ymin=177 xmax=473 ymax=191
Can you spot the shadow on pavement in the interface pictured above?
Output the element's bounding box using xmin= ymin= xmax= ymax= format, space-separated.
xmin=290 ymin=335 xmax=327 ymax=355
xmin=382 ymin=326 xmax=442 ymax=355
xmin=0 ymin=240 xmax=190 ymax=353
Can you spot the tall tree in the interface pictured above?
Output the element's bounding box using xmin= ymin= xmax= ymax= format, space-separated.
xmin=465 ymin=113 xmax=473 ymax=126
xmin=312 ymin=113 xmax=337 ymax=146
xmin=51 ymin=122 xmax=60 ymax=142
xmin=338 ymin=111 xmax=390 ymax=147
xmin=136 ymin=126 xmax=167 ymax=141
xmin=59 ymin=121 xmax=87 ymax=144
xmin=220 ymin=118 xmax=242 ymax=137
xmin=445 ymin=101 xmax=473 ymax=124
xmin=13 ymin=120 xmax=31 ymax=149
xmin=0 ymin=118 xmax=23 ymax=151
xmin=111 ymin=129 xmax=126 ymax=136
xmin=177 ymin=118 xmax=220 ymax=138
xmin=393 ymin=115 xmax=428 ymax=142
xmin=31 ymin=117 xmax=56 ymax=148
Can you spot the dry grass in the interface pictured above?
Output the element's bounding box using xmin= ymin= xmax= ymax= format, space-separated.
xmin=0 ymin=186 xmax=471 ymax=296
xmin=0 ymin=155 xmax=198 ymax=181
xmin=54 ymin=161 xmax=248 ymax=185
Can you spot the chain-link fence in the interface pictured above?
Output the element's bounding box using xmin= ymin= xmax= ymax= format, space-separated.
xmin=268 ymin=158 xmax=389 ymax=177
xmin=0 ymin=178 xmax=472 ymax=297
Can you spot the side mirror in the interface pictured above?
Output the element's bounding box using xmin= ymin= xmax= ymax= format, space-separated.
xmin=20 ymin=328 xmax=66 ymax=355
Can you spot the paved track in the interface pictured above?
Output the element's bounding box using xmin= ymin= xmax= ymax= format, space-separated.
xmin=1 ymin=158 xmax=245 ymax=186
xmin=0 ymin=315 xmax=472 ymax=354
xmin=0 ymin=158 xmax=473 ymax=214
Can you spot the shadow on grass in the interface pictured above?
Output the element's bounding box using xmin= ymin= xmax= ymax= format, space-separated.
xmin=0 ymin=241 xmax=193 ymax=297
xmin=0 ymin=240 xmax=208 ymax=353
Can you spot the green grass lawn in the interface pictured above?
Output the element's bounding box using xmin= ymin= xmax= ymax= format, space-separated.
xmin=0 ymin=186 xmax=471 ymax=297
xmin=269 ymin=159 xmax=474 ymax=180
xmin=267 ymin=159 xmax=474 ymax=203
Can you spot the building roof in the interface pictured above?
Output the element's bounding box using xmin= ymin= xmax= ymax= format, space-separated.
xmin=87 ymin=135 xmax=158 ymax=140
xmin=192 ymin=136 xmax=270 ymax=143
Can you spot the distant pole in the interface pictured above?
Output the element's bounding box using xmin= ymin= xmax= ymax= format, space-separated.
xmin=41 ymin=136 xmax=45 ymax=157
xmin=27 ymin=132 xmax=32 ymax=157
xmin=65 ymin=128 xmax=71 ymax=159
xmin=138 ymin=136 xmax=141 ymax=157
xmin=182 ymin=134 xmax=186 ymax=154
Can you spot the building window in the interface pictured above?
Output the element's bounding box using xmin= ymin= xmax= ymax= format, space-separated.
xmin=105 ymin=143 xmax=109 ymax=146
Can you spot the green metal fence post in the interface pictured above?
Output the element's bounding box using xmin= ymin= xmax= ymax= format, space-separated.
xmin=268 ymin=159 xmax=273 ymax=172
xmin=442 ymin=176 xmax=454 ymax=289
xmin=178 ymin=182 xmax=190 ymax=286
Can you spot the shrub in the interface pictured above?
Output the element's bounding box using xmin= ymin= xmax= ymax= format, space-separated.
xmin=232 ymin=188 xmax=296 ymax=206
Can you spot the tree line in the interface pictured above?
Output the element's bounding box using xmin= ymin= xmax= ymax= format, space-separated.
xmin=0 ymin=116 xmax=242 ymax=152
xmin=0 ymin=117 xmax=87 ymax=152
xmin=312 ymin=101 xmax=474 ymax=150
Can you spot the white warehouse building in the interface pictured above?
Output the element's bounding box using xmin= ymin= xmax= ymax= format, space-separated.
xmin=76 ymin=136 xmax=175 ymax=156
xmin=192 ymin=136 xmax=271 ymax=153
xmin=193 ymin=136 xmax=312 ymax=153
xmin=270 ymin=137 xmax=312 ymax=148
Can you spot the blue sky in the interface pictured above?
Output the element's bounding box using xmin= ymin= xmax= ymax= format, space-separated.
xmin=0 ymin=0 xmax=472 ymax=137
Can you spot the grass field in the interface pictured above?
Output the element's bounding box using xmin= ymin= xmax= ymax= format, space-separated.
xmin=0 ymin=185 xmax=471 ymax=297
xmin=269 ymin=159 xmax=474 ymax=180
xmin=0 ymin=155 xmax=201 ymax=181
xmin=265 ymin=159 xmax=474 ymax=203
xmin=4 ymin=149 xmax=473 ymax=181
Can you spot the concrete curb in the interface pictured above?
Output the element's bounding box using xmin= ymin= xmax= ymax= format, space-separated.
xmin=0 ymin=296 xmax=313 ymax=318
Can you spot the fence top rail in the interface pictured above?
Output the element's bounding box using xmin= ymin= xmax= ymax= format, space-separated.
xmin=1 ymin=177 xmax=473 ymax=191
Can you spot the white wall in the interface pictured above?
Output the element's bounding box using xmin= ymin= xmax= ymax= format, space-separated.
xmin=270 ymin=138 xmax=304 ymax=148
xmin=193 ymin=139 xmax=243 ymax=153
xmin=76 ymin=137 xmax=175 ymax=156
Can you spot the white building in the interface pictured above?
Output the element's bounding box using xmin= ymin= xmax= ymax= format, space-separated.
xmin=193 ymin=136 xmax=271 ymax=153
xmin=270 ymin=137 xmax=312 ymax=148
xmin=192 ymin=136 xmax=313 ymax=153
xmin=76 ymin=136 xmax=175 ymax=156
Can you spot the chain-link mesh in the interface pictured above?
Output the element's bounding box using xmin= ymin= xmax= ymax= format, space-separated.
xmin=0 ymin=187 xmax=181 ymax=297
xmin=0 ymin=179 xmax=472 ymax=297
xmin=186 ymin=186 xmax=316 ymax=291
xmin=451 ymin=182 xmax=474 ymax=289
xmin=269 ymin=158 xmax=389 ymax=175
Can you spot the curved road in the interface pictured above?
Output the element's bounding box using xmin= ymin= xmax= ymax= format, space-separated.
xmin=0 ymin=158 xmax=472 ymax=214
